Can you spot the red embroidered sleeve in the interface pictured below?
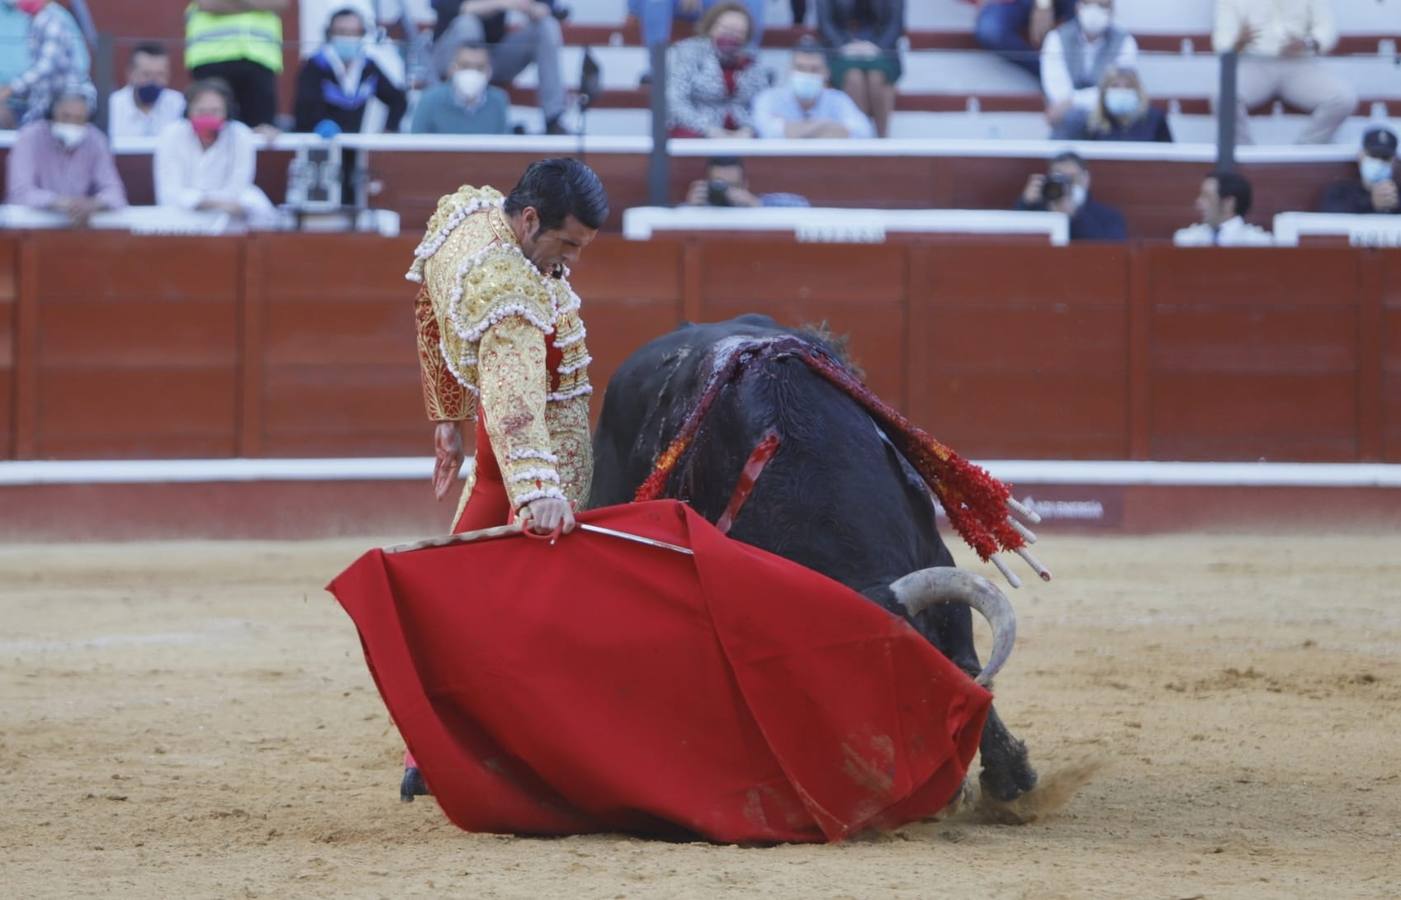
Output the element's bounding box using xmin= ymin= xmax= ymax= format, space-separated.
xmin=414 ymin=287 xmax=471 ymax=422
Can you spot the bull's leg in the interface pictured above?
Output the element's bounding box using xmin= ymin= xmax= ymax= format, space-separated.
xmin=921 ymin=603 xmax=1039 ymax=803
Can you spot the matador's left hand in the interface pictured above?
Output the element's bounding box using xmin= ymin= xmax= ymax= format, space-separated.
xmin=432 ymin=422 xmax=464 ymax=501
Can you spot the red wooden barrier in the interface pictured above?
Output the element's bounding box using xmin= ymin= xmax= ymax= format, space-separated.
xmin=2 ymin=233 xmax=1398 ymax=464
xmin=0 ymin=237 xmax=15 ymax=459
xmin=18 ymin=232 xmax=243 ymax=458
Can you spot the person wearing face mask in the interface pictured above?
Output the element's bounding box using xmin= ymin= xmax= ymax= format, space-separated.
xmin=1320 ymin=126 xmax=1400 ymax=216
xmin=4 ymin=88 xmax=126 ymax=227
xmin=294 ymin=7 xmax=407 ymax=136
xmin=109 ymin=43 xmax=186 ymax=140
xmin=1015 ymin=150 xmax=1126 ymax=242
xmin=411 ymin=41 xmax=509 ymax=134
xmin=1174 ymin=171 xmax=1273 ymax=246
xmin=154 ymin=79 xmax=276 ymax=226
xmin=1039 ymin=0 xmax=1137 ymax=140
xmin=751 ymin=39 xmax=874 ymax=140
xmin=1081 ymin=65 xmax=1171 ymax=143
xmin=0 ymin=0 xmax=94 ymax=126
xmin=817 ymin=0 xmax=904 ymax=138
xmin=666 ymin=3 xmax=767 ymax=138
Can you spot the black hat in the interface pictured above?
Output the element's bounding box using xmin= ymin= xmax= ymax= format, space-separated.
xmin=1362 ymin=126 xmax=1398 ymax=161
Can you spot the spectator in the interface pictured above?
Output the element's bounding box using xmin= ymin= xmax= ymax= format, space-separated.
xmin=666 ymin=3 xmax=767 ymax=139
xmin=970 ymin=0 xmax=1074 ymax=80
xmin=109 ymin=42 xmax=186 ymax=139
xmin=1212 ymin=0 xmax=1356 ymax=145
xmin=4 ymin=88 xmax=126 ymax=226
xmin=1319 ymin=126 xmax=1399 ymax=215
xmin=0 ymin=0 xmax=92 ymax=126
xmin=684 ymin=156 xmax=810 ymax=207
xmin=0 ymin=0 xmax=33 ymax=127
xmin=1041 ymin=0 xmax=1137 ymax=139
xmin=294 ymin=6 xmax=407 ymax=133
xmin=627 ymin=0 xmax=766 ymax=50
xmin=1015 ymin=151 xmax=1126 ymax=241
xmin=411 ymin=41 xmax=510 ymax=134
xmin=1076 ymin=66 xmax=1171 ymax=142
xmin=185 ymin=0 xmax=287 ymax=133
xmin=154 ymin=79 xmax=276 ymax=225
xmin=430 ymin=0 xmax=568 ymax=134
xmin=1174 ymin=171 xmax=1273 ymax=246
xmin=817 ymin=0 xmax=903 ymax=138
xmin=752 ymin=38 xmax=874 ymax=140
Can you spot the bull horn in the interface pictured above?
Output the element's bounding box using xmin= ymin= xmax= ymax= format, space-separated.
xmin=889 ymin=568 xmax=1017 ymax=687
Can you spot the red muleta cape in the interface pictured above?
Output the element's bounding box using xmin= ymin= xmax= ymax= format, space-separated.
xmin=328 ymin=500 xmax=991 ymax=843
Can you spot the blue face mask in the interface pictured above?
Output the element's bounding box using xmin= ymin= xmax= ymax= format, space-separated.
xmin=331 ymin=37 xmax=363 ymax=63
xmin=134 ymin=82 xmax=163 ymax=106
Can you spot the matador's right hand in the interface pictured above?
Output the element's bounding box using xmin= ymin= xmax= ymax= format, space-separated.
xmin=432 ymin=422 xmax=465 ymax=501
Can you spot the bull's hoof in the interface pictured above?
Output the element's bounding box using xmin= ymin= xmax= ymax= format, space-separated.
xmin=400 ymin=766 xmax=430 ymax=803
xmin=979 ymin=760 xmax=1039 ymax=805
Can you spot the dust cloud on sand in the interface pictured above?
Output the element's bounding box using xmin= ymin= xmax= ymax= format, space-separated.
xmin=1 ymin=534 xmax=1398 ymax=899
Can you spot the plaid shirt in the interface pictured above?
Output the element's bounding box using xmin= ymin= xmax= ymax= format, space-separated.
xmin=10 ymin=5 xmax=91 ymax=124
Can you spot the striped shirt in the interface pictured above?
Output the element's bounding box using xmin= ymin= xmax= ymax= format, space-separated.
xmin=8 ymin=4 xmax=92 ymax=124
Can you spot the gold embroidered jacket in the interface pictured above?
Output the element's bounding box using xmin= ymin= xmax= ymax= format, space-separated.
xmin=408 ymin=185 xmax=593 ymax=517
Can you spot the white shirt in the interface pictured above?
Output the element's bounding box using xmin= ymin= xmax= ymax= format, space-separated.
xmin=153 ymin=119 xmax=273 ymax=217
xmin=1212 ymin=0 xmax=1338 ymax=57
xmin=752 ymin=85 xmax=875 ymax=140
xmin=108 ymin=85 xmax=186 ymax=139
xmin=1040 ymin=27 xmax=1139 ymax=111
xmin=1174 ymin=216 xmax=1275 ymax=247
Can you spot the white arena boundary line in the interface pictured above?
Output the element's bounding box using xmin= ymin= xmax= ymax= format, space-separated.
xmin=1 ymin=459 xmax=1398 ymax=488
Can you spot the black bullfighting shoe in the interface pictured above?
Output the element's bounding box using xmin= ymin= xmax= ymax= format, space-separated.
xmin=400 ymin=766 xmax=431 ymax=803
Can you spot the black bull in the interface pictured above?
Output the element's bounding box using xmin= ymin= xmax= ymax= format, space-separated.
xmin=587 ymin=315 xmax=1038 ymax=804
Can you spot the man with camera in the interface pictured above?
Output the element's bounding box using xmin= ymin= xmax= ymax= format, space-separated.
xmin=685 ymin=157 xmax=810 ymax=208
xmin=1015 ymin=150 xmax=1125 ymax=240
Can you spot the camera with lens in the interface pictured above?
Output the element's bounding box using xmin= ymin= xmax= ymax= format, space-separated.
xmin=1042 ymin=172 xmax=1073 ymax=204
xmin=707 ymin=180 xmax=733 ymax=207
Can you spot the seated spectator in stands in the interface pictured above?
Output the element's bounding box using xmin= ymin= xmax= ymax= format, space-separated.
xmin=969 ymin=0 xmax=1074 ymax=80
xmin=1041 ymin=0 xmax=1137 ymax=140
xmin=817 ymin=0 xmax=903 ymax=138
xmin=430 ymin=0 xmax=568 ymax=134
xmin=628 ymin=0 xmax=766 ymax=49
xmin=1174 ymin=171 xmax=1273 ymax=246
xmin=1073 ymin=66 xmax=1171 ymax=142
xmin=154 ymin=79 xmax=276 ymax=225
xmin=411 ymin=42 xmax=510 ymax=133
xmin=752 ymin=39 xmax=875 ymax=140
xmin=666 ymin=3 xmax=767 ymax=139
xmin=1015 ymin=151 xmax=1126 ymax=241
xmin=4 ymin=88 xmax=126 ymax=226
xmin=1213 ymin=0 xmax=1355 ymax=145
xmin=185 ymin=0 xmax=287 ymax=135
xmin=684 ymin=156 xmax=810 ymax=207
xmin=0 ymin=0 xmax=33 ymax=128
xmin=295 ymin=6 xmax=407 ymax=134
xmin=109 ymin=43 xmax=186 ymax=139
xmin=0 ymin=0 xmax=92 ymax=126
xmin=1319 ymin=126 xmax=1399 ymax=215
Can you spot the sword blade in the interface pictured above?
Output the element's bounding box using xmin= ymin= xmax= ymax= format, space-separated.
xmin=578 ymin=523 xmax=695 ymax=556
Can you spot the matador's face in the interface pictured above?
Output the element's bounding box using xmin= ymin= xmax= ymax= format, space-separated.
xmin=518 ymin=209 xmax=598 ymax=278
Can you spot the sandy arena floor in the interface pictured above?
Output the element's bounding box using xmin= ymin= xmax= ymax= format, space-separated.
xmin=1 ymin=534 xmax=1398 ymax=899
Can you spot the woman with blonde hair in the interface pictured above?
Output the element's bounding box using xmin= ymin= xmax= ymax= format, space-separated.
xmin=665 ymin=2 xmax=768 ymax=138
xmin=1081 ymin=65 xmax=1172 ymax=142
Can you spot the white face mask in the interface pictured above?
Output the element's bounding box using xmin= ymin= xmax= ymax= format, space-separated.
xmin=51 ymin=121 xmax=86 ymax=149
xmin=453 ymin=68 xmax=488 ymax=101
xmin=1077 ymin=5 xmax=1112 ymax=36
xmin=790 ymin=71 xmax=824 ymax=103
xmin=1360 ymin=155 xmax=1394 ymax=185
xmin=1103 ymin=87 xmax=1140 ymax=118
xmin=1071 ymin=183 xmax=1089 ymax=209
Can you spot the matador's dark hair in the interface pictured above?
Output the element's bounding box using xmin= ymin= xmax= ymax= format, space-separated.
xmin=504 ymin=158 xmax=609 ymax=232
